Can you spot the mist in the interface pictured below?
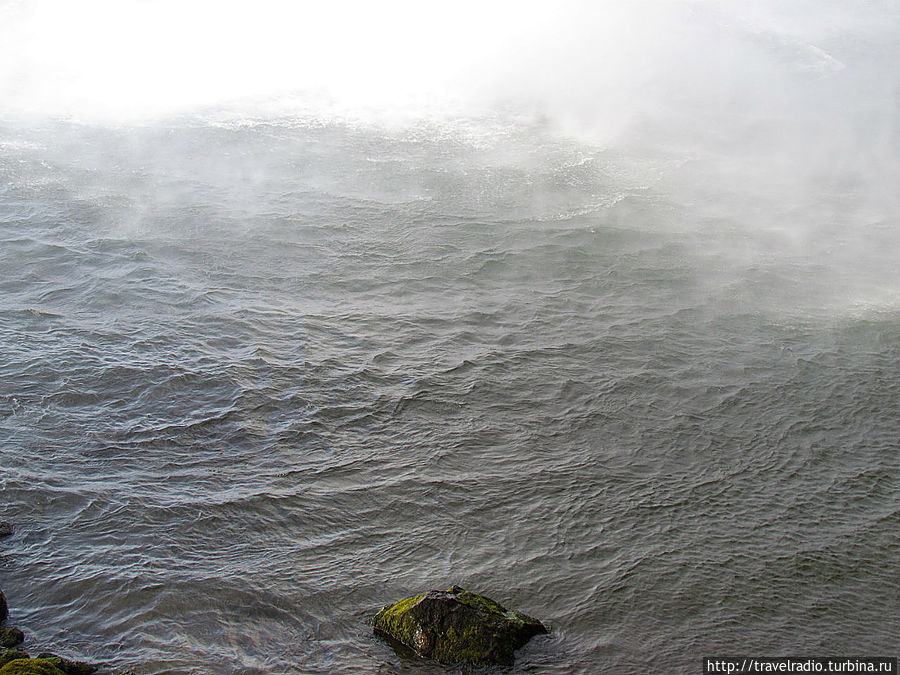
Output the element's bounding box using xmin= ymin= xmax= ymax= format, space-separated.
xmin=2 ymin=0 xmax=899 ymax=312
xmin=1 ymin=1 xmax=896 ymax=126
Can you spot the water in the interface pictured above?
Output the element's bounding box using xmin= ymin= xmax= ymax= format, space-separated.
xmin=1 ymin=3 xmax=899 ymax=673
xmin=0 ymin=108 xmax=896 ymax=673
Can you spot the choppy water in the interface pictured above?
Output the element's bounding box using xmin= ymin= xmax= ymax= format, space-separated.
xmin=0 ymin=106 xmax=898 ymax=674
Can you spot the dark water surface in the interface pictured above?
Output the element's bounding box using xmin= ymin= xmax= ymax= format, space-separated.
xmin=0 ymin=112 xmax=897 ymax=673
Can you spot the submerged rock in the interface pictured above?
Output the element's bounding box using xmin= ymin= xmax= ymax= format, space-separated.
xmin=373 ymin=585 xmax=548 ymax=666
xmin=0 ymin=658 xmax=66 ymax=675
xmin=0 ymin=523 xmax=12 ymax=539
xmin=0 ymin=590 xmax=7 ymax=622
xmin=0 ymin=630 xmax=24 ymax=649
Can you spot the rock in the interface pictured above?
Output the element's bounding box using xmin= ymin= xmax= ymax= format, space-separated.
xmin=373 ymin=585 xmax=548 ymax=666
xmin=0 ymin=653 xmax=29 ymax=669
xmin=0 ymin=589 xmax=7 ymax=622
xmin=0 ymin=523 xmax=12 ymax=539
xmin=0 ymin=658 xmax=66 ymax=675
xmin=0 ymin=630 xmax=24 ymax=649
xmin=34 ymin=656 xmax=97 ymax=675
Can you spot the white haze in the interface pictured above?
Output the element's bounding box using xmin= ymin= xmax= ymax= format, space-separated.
xmin=0 ymin=0 xmax=894 ymax=127
xmin=2 ymin=0 xmax=898 ymax=312
xmin=2 ymin=0 xmax=897 ymax=167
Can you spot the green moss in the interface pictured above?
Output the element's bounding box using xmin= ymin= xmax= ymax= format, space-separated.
xmin=0 ymin=658 xmax=66 ymax=675
xmin=434 ymin=622 xmax=495 ymax=664
xmin=0 ymin=653 xmax=30 ymax=669
xmin=373 ymin=592 xmax=428 ymax=651
xmin=375 ymin=593 xmax=425 ymax=623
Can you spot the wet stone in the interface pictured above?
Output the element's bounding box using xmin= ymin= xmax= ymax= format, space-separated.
xmin=373 ymin=585 xmax=548 ymax=666
xmin=0 ymin=658 xmax=66 ymax=675
xmin=35 ymin=656 xmax=98 ymax=675
xmin=0 ymin=630 xmax=24 ymax=649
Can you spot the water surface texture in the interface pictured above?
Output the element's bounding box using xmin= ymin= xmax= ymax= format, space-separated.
xmin=1 ymin=3 xmax=899 ymax=673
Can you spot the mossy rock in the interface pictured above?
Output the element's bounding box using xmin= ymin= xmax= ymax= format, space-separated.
xmin=0 ymin=658 xmax=66 ymax=675
xmin=0 ymin=629 xmax=24 ymax=649
xmin=373 ymin=585 xmax=548 ymax=666
xmin=34 ymin=655 xmax=97 ymax=675
xmin=0 ymin=653 xmax=29 ymax=669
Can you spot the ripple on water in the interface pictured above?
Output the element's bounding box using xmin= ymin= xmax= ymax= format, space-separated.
xmin=1 ymin=115 xmax=898 ymax=673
